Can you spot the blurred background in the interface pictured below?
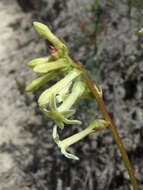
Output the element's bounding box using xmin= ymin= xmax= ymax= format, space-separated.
xmin=0 ymin=0 xmax=143 ymax=190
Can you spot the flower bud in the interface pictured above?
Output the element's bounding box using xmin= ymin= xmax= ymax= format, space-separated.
xmin=33 ymin=58 xmax=68 ymax=74
xmin=33 ymin=22 xmax=68 ymax=53
xmin=27 ymin=56 xmax=52 ymax=67
xmin=25 ymin=71 xmax=59 ymax=92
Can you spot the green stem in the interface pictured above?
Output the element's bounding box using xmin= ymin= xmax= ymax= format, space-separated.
xmin=67 ymin=56 xmax=140 ymax=190
xmin=81 ymin=67 xmax=139 ymax=190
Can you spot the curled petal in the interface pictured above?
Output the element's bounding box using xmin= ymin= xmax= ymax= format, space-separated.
xmin=52 ymin=126 xmax=79 ymax=160
xmin=63 ymin=118 xmax=81 ymax=125
xmin=52 ymin=125 xmax=60 ymax=144
xmin=60 ymin=146 xmax=79 ymax=160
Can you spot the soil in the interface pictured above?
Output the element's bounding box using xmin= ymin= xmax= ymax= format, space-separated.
xmin=0 ymin=0 xmax=143 ymax=190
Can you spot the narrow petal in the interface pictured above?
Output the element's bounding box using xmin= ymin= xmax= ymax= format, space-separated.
xmin=61 ymin=109 xmax=76 ymax=118
xmin=52 ymin=125 xmax=60 ymax=144
xmin=42 ymin=108 xmax=53 ymax=117
xmin=55 ymin=121 xmax=64 ymax=129
xmin=60 ymin=147 xmax=79 ymax=160
xmin=63 ymin=118 xmax=81 ymax=125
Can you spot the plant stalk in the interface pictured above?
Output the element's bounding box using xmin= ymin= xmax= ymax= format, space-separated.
xmin=80 ymin=66 xmax=140 ymax=190
xmin=67 ymin=56 xmax=140 ymax=190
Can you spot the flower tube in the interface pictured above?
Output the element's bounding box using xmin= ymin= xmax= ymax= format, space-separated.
xmin=38 ymin=68 xmax=82 ymax=107
xmin=56 ymin=120 xmax=110 ymax=160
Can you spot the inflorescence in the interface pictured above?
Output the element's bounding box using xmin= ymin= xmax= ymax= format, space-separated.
xmin=26 ymin=22 xmax=110 ymax=160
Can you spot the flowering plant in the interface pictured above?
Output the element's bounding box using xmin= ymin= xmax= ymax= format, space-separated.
xmin=26 ymin=22 xmax=140 ymax=190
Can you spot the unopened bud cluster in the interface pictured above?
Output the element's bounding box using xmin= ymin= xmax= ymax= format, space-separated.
xmin=26 ymin=22 xmax=109 ymax=160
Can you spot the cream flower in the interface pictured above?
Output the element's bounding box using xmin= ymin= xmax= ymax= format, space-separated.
xmin=42 ymin=81 xmax=86 ymax=129
xmin=26 ymin=21 xmax=110 ymax=160
xmin=53 ymin=120 xmax=110 ymax=160
xmin=38 ymin=68 xmax=82 ymax=107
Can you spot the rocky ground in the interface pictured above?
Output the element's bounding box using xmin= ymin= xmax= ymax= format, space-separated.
xmin=0 ymin=0 xmax=143 ymax=190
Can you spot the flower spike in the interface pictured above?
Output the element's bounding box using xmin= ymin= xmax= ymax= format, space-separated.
xmin=25 ymin=22 xmax=141 ymax=190
xmin=26 ymin=22 xmax=110 ymax=160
